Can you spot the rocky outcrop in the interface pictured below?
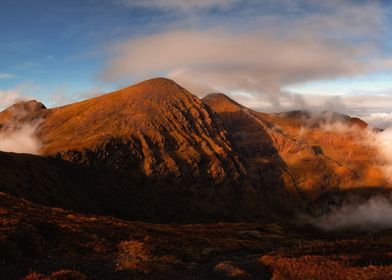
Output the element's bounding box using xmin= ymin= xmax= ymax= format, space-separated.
xmin=0 ymin=100 xmax=47 ymax=131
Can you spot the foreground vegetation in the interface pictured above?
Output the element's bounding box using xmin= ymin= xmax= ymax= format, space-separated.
xmin=1 ymin=192 xmax=392 ymax=279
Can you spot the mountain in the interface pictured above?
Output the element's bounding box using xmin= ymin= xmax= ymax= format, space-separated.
xmin=0 ymin=78 xmax=251 ymax=222
xmin=38 ymin=78 xmax=243 ymax=183
xmin=4 ymin=79 xmax=241 ymax=183
xmin=0 ymin=78 xmax=389 ymax=223
xmin=2 ymin=77 xmax=392 ymax=279
xmin=202 ymin=93 xmax=388 ymax=209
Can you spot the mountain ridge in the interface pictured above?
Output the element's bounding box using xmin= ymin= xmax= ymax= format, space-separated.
xmin=0 ymin=78 xmax=389 ymax=222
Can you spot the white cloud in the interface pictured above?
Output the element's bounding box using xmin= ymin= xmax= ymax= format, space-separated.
xmin=0 ymin=89 xmax=29 ymax=109
xmin=0 ymin=122 xmax=42 ymax=155
xmin=102 ymin=29 xmax=371 ymax=107
xmin=0 ymin=83 xmax=39 ymax=110
xmin=361 ymin=112 xmax=392 ymax=129
xmin=367 ymin=128 xmax=392 ymax=183
xmin=101 ymin=0 xmax=390 ymax=109
xmin=313 ymin=195 xmax=392 ymax=231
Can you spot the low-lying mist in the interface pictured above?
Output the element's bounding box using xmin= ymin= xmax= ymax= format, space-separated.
xmin=0 ymin=122 xmax=42 ymax=155
xmin=313 ymin=195 xmax=392 ymax=231
xmin=304 ymin=117 xmax=392 ymax=231
xmin=369 ymin=128 xmax=392 ymax=183
xmin=320 ymin=120 xmax=392 ymax=183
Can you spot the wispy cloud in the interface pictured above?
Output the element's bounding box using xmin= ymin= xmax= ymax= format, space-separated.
xmin=0 ymin=89 xmax=26 ymax=108
xmin=313 ymin=195 xmax=392 ymax=231
xmin=0 ymin=84 xmax=35 ymax=110
xmin=101 ymin=28 xmax=381 ymax=107
xmin=45 ymin=84 xmax=107 ymax=107
xmin=362 ymin=112 xmax=392 ymax=129
xmin=117 ymin=0 xmax=238 ymax=11
xmin=0 ymin=73 xmax=16 ymax=79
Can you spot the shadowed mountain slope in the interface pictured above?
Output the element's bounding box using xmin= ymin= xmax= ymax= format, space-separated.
xmin=0 ymin=151 xmax=157 ymax=220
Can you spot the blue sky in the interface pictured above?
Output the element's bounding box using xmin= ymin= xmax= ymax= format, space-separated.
xmin=2 ymin=0 xmax=392 ymax=118
xmin=0 ymin=0 xmax=160 ymax=104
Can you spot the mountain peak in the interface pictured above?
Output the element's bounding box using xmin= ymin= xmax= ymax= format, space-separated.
xmin=37 ymin=78 xmax=243 ymax=185
xmin=202 ymin=93 xmax=244 ymax=112
xmin=135 ymin=77 xmax=181 ymax=87
xmin=6 ymin=100 xmax=46 ymax=113
xmin=0 ymin=100 xmax=47 ymax=126
xmin=124 ymin=77 xmax=185 ymax=96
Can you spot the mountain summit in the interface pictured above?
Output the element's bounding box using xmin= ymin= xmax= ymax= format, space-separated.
xmin=0 ymin=78 xmax=248 ymax=221
xmin=37 ymin=78 xmax=244 ymax=183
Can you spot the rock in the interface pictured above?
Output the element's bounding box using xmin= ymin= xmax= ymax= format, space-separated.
xmin=213 ymin=261 xmax=249 ymax=279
